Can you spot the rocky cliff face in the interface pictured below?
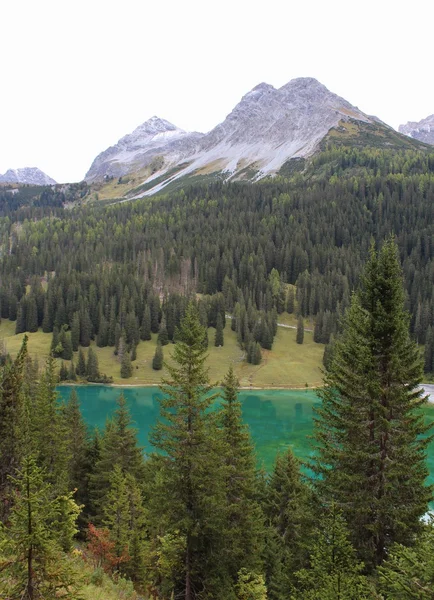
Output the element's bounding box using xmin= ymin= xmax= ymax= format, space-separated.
xmin=85 ymin=77 xmax=376 ymax=192
xmin=0 ymin=167 xmax=56 ymax=185
xmin=399 ymin=114 xmax=434 ymax=145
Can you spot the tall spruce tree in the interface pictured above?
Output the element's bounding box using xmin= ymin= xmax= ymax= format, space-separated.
xmin=220 ymin=367 xmax=264 ymax=584
xmin=263 ymin=448 xmax=313 ymax=599
xmin=90 ymin=394 xmax=144 ymax=521
xmin=149 ymin=303 xmax=227 ymax=599
xmin=294 ymin=504 xmax=373 ymax=599
xmin=62 ymin=389 xmax=88 ymax=503
xmin=0 ymin=335 xmax=28 ymax=519
xmin=0 ymin=455 xmax=82 ymax=600
xmin=296 ymin=316 xmax=304 ymax=344
xmin=312 ymin=238 xmax=432 ymax=569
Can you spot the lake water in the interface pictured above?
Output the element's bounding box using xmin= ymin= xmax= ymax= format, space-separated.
xmin=57 ymin=385 xmax=434 ymax=484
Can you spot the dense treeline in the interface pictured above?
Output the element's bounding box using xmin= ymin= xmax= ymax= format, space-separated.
xmin=0 ymin=243 xmax=433 ymax=598
xmin=0 ymin=146 xmax=434 ymax=372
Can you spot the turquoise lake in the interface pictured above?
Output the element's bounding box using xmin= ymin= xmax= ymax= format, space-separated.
xmin=57 ymin=385 xmax=434 ymax=483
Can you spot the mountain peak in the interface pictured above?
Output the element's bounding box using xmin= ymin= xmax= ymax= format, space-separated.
xmin=399 ymin=114 xmax=434 ymax=145
xmin=0 ymin=167 xmax=56 ymax=186
xmin=85 ymin=76 xmax=377 ymax=189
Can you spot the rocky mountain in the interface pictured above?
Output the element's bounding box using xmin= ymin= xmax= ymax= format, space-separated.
xmin=399 ymin=114 xmax=434 ymax=145
xmin=0 ymin=167 xmax=56 ymax=186
xmin=85 ymin=116 xmax=203 ymax=182
xmin=85 ymin=77 xmax=422 ymax=196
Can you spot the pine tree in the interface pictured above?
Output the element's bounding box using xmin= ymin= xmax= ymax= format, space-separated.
xmin=263 ymin=448 xmax=312 ymax=598
xmin=68 ymin=360 xmax=77 ymax=381
xmin=86 ymin=346 xmax=100 ymax=382
xmin=0 ymin=455 xmax=82 ymax=600
xmin=62 ymin=389 xmax=88 ymax=502
xmin=294 ymin=504 xmax=373 ymax=599
xmin=152 ymin=343 xmax=163 ymax=370
xmin=70 ymin=312 xmax=80 ymax=352
xmin=59 ymin=361 xmax=68 ymax=381
xmin=312 ymin=238 xmax=432 ymax=569
xmin=214 ymin=312 xmax=224 ymax=346
xmin=0 ymin=335 xmax=28 ymax=519
xmin=90 ymin=394 xmax=144 ymax=520
xmin=26 ymin=294 xmax=38 ymax=333
xmin=120 ymin=351 xmax=133 ymax=378
xmin=140 ymin=304 xmax=152 ymax=341
xmin=61 ymin=329 xmax=73 ymax=360
xmin=76 ymin=348 xmax=86 ymax=377
xmin=102 ymin=464 xmax=131 ymax=574
xmin=425 ymin=325 xmax=434 ymax=374
xmin=286 ymin=287 xmax=295 ymax=314
xmin=296 ymin=316 xmax=304 ymax=344
xmin=235 ymin=569 xmax=268 ymax=600
xmin=378 ymin=520 xmax=434 ymax=599
xmin=32 ymin=356 xmax=69 ymax=494
xmin=157 ymin=319 xmax=169 ymax=346
xmin=220 ymin=367 xmax=264 ymax=584
xmin=149 ymin=303 xmax=227 ymax=599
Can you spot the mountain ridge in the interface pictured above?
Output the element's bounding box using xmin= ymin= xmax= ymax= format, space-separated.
xmin=85 ymin=77 xmax=429 ymax=197
xmin=0 ymin=167 xmax=56 ymax=186
xmin=399 ymin=114 xmax=434 ymax=145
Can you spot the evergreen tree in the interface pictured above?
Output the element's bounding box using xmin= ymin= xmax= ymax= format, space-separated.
xmin=263 ymin=448 xmax=312 ymax=598
xmin=86 ymin=346 xmax=100 ymax=382
xmin=0 ymin=335 xmax=28 ymax=519
xmin=312 ymin=239 xmax=432 ymax=569
xmin=214 ymin=312 xmax=224 ymax=347
xmin=50 ymin=325 xmax=61 ymax=357
xmin=70 ymin=312 xmax=80 ymax=352
xmin=97 ymin=313 xmax=108 ymax=347
xmin=26 ymin=294 xmax=38 ymax=333
xmin=149 ymin=303 xmax=227 ymax=599
xmin=140 ymin=304 xmax=152 ymax=341
xmin=286 ymin=287 xmax=295 ymax=314
xmin=0 ymin=455 xmax=82 ymax=600
xmin=296 ymin=316 xmax=304 ymax=344
xmin=425 ymin=325 xmax=434 ymax=374
xmin=120 ymin=350 xmax=133 ymax=378
xmin=76 ymin=348 xmax=86 ymax=377
xmin=220 ymin=367 xmax=264 ymax=584
xmin=62 ymin=389 xmax=88 ymax=503
xmin=102 ymin=464 xmax=131 ymax=574
xmin=294 ymin=504 xmax=373 ymax=599
xmin=378 ymin=520 xmax=434 ymax=599
xmin=90 ymin=394 xmax=144 ymax=519
xmin=157 ymin=319 xmax=169 ymax=346
xmin=59 ymin=361 xmax=68 ymax=381
xmin=235 ymin=569 xmax=268 ymax=600
xmin=152 ymin=343 xmax=163 ymax=370
xmin=32 ymin=356 xmax=69 ymax=493
xmin=68 ymin=360 xmax=77 ymax=381
xmin=15 ymin=300 xmax=26 ymax=334
xmin=61 ymin=329 xmax=73 ymax=360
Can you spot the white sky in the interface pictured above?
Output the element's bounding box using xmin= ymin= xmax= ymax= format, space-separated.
xmin=1 ymin=0 xmax=433 ymax=183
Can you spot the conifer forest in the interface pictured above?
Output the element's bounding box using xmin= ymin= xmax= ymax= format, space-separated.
xmin=1 ymin=146 xmax=434 ymax=598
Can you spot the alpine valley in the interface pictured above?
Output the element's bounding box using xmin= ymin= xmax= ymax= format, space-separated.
xmin=1 ymin=75 xmax=434 ymax=600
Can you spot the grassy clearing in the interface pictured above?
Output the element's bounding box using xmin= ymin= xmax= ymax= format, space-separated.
xmin=0 ymin=315 xmax=325 ymax=388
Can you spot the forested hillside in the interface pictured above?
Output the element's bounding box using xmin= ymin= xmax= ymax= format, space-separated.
xmin=0 ymin=146 xmax=433 ymax=375
xmin=1 ymin=243 xmax=433 ymax=598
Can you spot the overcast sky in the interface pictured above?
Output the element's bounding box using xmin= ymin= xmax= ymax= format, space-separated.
xmin=1 ymin=0 xmax=432 ymax=183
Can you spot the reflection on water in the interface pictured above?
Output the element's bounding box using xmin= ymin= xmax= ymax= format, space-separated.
xmin=57 ymin=385 xmax=434 ymax=482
